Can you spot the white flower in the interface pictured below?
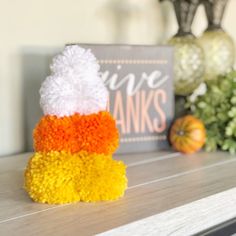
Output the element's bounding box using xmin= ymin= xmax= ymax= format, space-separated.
xmin=40 ymin=45 xmax=108 ymax=117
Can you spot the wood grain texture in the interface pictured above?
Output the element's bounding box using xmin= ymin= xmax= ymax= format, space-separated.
xmin=0 ymin=151 xmax=236 ymax=236
xmin=0 ymin=151 xmax=179 ymax=193
xmin=0 ymin=151 xmax=182 ymax=221
xmin=0 ymin=151 xmax=234 ymax=221
xmin=98 ymin=187 xmax=236 ymax=236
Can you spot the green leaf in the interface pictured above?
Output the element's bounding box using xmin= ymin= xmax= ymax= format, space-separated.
xmin=188 ymin=71 xmax=236 ymax=153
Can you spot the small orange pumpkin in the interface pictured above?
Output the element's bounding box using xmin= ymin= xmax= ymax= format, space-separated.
xmin=169 ymin=115 xmax=206 ymax=154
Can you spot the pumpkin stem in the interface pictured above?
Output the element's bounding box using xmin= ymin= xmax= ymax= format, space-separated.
xmin=177 ymin=130 xmax=185 ymax=136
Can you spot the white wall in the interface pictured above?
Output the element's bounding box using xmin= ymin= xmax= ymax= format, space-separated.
xmin=0 ymin=0 xmax=236 ymax=156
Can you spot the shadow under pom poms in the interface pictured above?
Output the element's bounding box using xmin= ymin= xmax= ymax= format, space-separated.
xmin=24 ymin=45 xmax=127 ymax=204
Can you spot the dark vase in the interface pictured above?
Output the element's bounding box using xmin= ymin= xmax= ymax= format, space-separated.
xmin=161 ymin=0 xmax=205 ymax=117
xmin=198 ymin=0 xmax=235 ymax=81
xmin=162 ymin=0 xmax=205 ymax=96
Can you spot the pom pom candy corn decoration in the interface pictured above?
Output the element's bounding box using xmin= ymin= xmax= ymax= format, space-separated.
xmin=24 ymin=45 xmax=127 ymax=204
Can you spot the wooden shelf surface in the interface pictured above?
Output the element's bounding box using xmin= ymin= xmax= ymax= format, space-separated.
xmin=0 ymin=151 xmax=236 ymax=235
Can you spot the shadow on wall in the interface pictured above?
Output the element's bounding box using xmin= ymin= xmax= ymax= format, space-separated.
xmin=22 ymin=47 xmax=61 ymax=151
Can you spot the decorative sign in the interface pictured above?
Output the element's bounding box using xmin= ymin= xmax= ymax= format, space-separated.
xmin=79 ymin=44 xmax=174 ymax=154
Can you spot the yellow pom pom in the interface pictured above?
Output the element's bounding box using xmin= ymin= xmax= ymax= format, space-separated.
xmin=24 ymin=151 xmax=127 ymax=204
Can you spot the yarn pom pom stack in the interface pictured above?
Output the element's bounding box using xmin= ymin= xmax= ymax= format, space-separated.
xmin=24 ymin=46 xmax=127 ymax=204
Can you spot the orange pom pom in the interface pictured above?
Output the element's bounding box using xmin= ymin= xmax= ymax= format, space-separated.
xmin=34 ymin=111 xmax=119 ymax=155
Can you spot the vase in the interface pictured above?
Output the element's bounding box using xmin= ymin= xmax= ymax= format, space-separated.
xmin=198 ymin=0 xmax=235 ymax=82
xmin=163 ymin=0 xmax=205 ymax=96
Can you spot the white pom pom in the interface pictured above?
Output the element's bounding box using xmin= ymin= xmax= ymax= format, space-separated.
xmin=40 ymin=45 xmax=108 ymax=117
xmin=50 ymin=45 xmax=100 ymax=76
